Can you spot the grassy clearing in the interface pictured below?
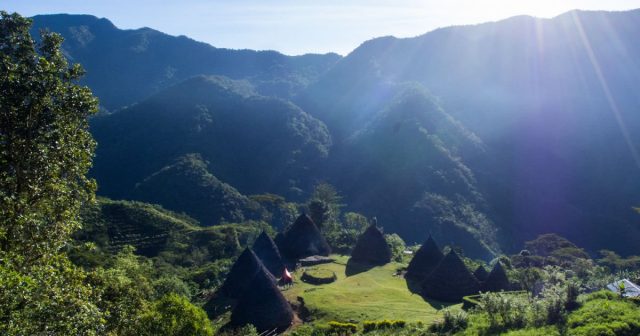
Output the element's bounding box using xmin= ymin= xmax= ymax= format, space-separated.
xmin=283 ymin=255 xmax=459 ymax=325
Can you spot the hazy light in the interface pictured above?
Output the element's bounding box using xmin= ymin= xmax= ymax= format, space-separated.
xmin=571 ymin=11 xmax=640 ymax=169
xmin=3 ymin=0 xmax=640 ymax=55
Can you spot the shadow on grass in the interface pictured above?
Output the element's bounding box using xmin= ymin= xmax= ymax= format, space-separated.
xmin=404 ymin=277 xmax=458 ymax=310
xmin=345 ymin=258 xmax=376 ymax=277
xmin=405 ymin=277 xmax=423 ymax=295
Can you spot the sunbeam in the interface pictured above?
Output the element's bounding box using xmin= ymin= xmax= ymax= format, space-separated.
xmin=572 ymin=11 xmax=640 ymax=169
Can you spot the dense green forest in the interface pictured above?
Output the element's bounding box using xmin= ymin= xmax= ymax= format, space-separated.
xmin=3 ymin=8 xmax=640 ymax=336
xmin=24 ymin=10 xmax=640 ymax=259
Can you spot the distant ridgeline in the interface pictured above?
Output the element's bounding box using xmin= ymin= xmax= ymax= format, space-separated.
xmin=33 ymin=9 xmax=640 ymax=258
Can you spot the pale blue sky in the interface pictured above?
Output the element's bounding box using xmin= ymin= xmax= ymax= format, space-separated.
xmin=3 ymin=0 xmax=640 ymax=55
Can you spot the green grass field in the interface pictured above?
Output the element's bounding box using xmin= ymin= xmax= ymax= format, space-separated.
xmin=283 ymin=255 xmax=459 ymax=325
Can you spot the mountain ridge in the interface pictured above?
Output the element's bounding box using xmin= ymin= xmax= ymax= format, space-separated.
xmin=30 ymin=14 xmax=342 ymax=111
xmin=30 ymin=9 xmax=640 ymax=257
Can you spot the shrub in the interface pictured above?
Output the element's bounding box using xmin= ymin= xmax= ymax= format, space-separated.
xmin=479 ymin=292 xmax=528 ymax=331
xmin=326 ymin=321 xmax=358 ymax=335
xmin=502 ymin=326 xmax=561 ymax=336
xmin=567 ymin=294 xmax=640 ymax=336
xmin=363 ymin=321 xmax=376 ymax=333
xmin=392 ymin=320 xmax=407 ymax=328
xmin=429 ymin=309 xmax=468 ymax=334
xmin=217 ymin=325 xmax=259 ymax=336
xmin=384 ymin=234 xmax=406 ymax=262
xmin=363 ymin=320 xmax=408 ymax=333
xmin=137 ymin=293 xmax=213 ymax=336
xmin=288 ymin=325 xmax=317 ymax=336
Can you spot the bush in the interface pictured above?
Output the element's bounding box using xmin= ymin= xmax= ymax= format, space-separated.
xmin=137 ymin=293 xmax=213 ymax=336
xmin=217 ymin=325 xmax=259 ymax=336
xmin=429 ymin=309 xmax=468 ymax=334
xmin=567 ymin=294 xmax=640 ymax=336
xmin=384 ymin=234 xmax=406 ymax=262
xmin=326 ymin=321 xmax=358 ymax=335
xmin=502 ymin=326 xmax=561 ymax=336
xmin=363 ymin=319 xmax=407 ymax=332
xmin=479 ymin=292 xmax=528 ymax=331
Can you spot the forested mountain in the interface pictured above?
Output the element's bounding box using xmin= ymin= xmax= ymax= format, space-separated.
xmin=11 ymin=8 xmax=640 ymax=335
xmin=297 ymin=9 xmax=640 ymax=255
xmin=131 ymin=154 xmax=261 ymax=226
xmin=325 ymin=84 xmax=497 ymax=257
xmin=34 ymin=10 xmax=640 ymax=257
xmin=91 ymin=75 xmax=331 ymax=201
xmin=30 ymin=14 xmax=341 ymax=111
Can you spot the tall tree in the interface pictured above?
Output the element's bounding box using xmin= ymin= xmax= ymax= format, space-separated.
xmin=306 ymin=182 xmax=343 ymax=231
xmin=0 ymin=11 xmax=97 ymax=263
xmin=0 ymin=12 xmax=102 ymax=334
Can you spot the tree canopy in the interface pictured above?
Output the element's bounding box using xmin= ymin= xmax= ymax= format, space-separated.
xmin=0 ymin=11 xmax=102 ymax=334
xmin=0 ymin=11 xmax=98 ymax=263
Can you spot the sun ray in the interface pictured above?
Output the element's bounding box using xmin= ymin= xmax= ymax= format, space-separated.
xmin=571 ymin=11 xmax=640 ymax=170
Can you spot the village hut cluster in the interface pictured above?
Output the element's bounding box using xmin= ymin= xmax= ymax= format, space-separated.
xmin=213 ymin=213 xmax=331 ymax=333
xmin=213 ymin=213 xmax=512 ymax=333
xmin=406 ymin=235 xmax=511 ymax=301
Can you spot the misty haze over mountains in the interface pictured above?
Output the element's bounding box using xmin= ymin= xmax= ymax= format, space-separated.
xmin=30 ymin=9 xmax=640 ymax=258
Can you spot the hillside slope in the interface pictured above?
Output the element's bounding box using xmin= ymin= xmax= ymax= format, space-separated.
xmin=30 ymin=14 xmax=341 ymax=110
xmin=298 ymin=9 xmax=640 ymax=254
xmin=91 ymin=75 xmax=332 ymax=200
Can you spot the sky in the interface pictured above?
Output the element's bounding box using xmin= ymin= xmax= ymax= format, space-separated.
xmin=3 ymin=0 xmax=640 ymax=55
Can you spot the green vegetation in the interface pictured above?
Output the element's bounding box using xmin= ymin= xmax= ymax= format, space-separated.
xmin=301 ymin=268 xmax=338 ymax=285
xmin=75 ymin=198 xmax=269 ymax=267
xmin=137 ymin=294 xmax=214 ymax=336
xmin=362 ymin=320 xmax=407 ymax=332
xmin=5 ymin=8 xmax=640 ymax=336
xmin=91 ymin=75 xmax=332 ymax=199
xmin=131 ymin=153 xmax=261 ymax=226
xmin=567 ymin=292 xmax=640 ymax=336
xmin=0 ymin=11 xmax=103 ymax=334
xmin=283 ymin=255 xmax=454 ymax=324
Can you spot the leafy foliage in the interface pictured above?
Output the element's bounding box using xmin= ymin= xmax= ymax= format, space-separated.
xmin=597 ymin=250 xmax=640 ymax=272
xmin=566 ymin=291 xmax=640 ymax=336
xmin=384 ymin=233 xmax=406 ymax=262
xmin=136 ymin=294 xmax=213 ymax=336
xmin=0 ymin=12 xmax=104 ymax=334
xmin=0 ymin=10 xmax=97 ymax=263
xmin=0 ymin=255 xmax=104 ymax=335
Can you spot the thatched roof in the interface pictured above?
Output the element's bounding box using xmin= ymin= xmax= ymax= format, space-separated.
xmin=422 ymin=250 xmax=480 ymax=302
xmin=218 ymin=248 xmax=275 ymax=298
xmin=279 ymin=214 xmax=331 ymax=260
xmin=406 ymin=235 xmax=444 ymax=281
xmin=350 ymin=224 xmax=391 ymax=265
xmin=253 ymin=231 xmax=285 ymax=276
xmin=481 ymin=262 xmax=510 ymax=292
xmin=229 ymin=265 xmax=294 ymax=332
xmin=473 ymin=265 xmax=489 ymax=282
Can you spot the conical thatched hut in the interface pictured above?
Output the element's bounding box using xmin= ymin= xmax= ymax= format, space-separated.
xmin=350 ymin=224 xmax=391 ymax=265
xmin=422 ymin=250 xmax=480 ymax=302
xmin=406 ymin=235 xmax=444 ymax=281
xmin=229 ymin=266 xmax=294 ymax=332
xmin=253 ymin=231 xmax=285 ymax=276
xmin=481 ymin=262 xmax=510 ymax=292
xmin=279 ymin=214 xmax=331 ymax=260
xmin=218 ymin=248 xmax=275 ymax=298
xmin=473 ymin=265 xmax=489 ymax=282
